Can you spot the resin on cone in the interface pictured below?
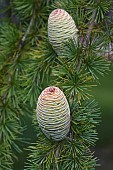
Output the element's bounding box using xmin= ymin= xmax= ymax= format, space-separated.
xmin=36 ymin=86 xmax=70 ymax=141
xmin=48 ymin=9 xmax=78 ymax=55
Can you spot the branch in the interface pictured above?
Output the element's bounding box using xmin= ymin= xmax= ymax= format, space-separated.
xmin=86 ymin=10 xmax=96 ymax=44
xmin=75 ymin=10 xmax=97 ymax=80
xmin=15 ymin=12 xmax=35 ymax=59
xmin=54 ymin=145 xmax=60 ymax=170
xmin=2 ymin=13 xmax=35 ymax=104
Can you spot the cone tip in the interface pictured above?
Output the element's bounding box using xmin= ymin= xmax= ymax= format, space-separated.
xmin=49 ymin=9 xmax=65 ymax=17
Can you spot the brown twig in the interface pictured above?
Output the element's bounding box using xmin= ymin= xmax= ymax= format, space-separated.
xmin=54 ymin=145 xmax=60 ymax=170
xmin=85 ymin=10 xmax=96 ymax=44
xmin=2 ymin=13 xmax=35 ymax=104
xmin=74 ymin=10 xmax=97 ymax=79
xmin=15 ymin=12 xmax=35 ymax=59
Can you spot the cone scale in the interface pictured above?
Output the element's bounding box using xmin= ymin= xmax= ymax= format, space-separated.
xmin=48 ymin=9 xmax=78 ymax=55
xmin=36 ymin=86 xmax=70 ymax=141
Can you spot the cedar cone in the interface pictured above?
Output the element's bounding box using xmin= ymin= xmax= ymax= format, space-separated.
xmin=36 ymin=86 xmax=70 ymax=141
xmin=48 ymin=8 xmax=78 ymax=55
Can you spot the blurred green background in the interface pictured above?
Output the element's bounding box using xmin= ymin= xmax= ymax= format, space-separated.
xmin=92 ymin=64 xmax=113 ymax=170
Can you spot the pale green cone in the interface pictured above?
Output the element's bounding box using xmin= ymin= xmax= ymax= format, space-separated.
xmin=48 ymin=9 xmax=78 ymax=55
xmin=36 ymin=86 xmax=70 ymax=141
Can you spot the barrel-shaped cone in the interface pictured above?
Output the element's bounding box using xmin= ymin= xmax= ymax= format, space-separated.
xmin=48 ymin=9 xmax=78 ymax=55
xmin=36 ymin=86 xmax=70 ymax=141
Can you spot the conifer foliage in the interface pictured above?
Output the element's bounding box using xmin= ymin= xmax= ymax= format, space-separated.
xmin=0 ymin=0 xmax=112 ymax=169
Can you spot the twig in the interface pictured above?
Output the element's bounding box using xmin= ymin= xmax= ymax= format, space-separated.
xmin=85 ymin=10 xmax=96 ymax=44
xmin=74 ymin=10 xmax=97 ymax=81
xmin=76 ymin=59 xmax=82 ymax=72
xmin=54 ymin=145 xmax=60 ymax=170
xmin=2 ymin=13 xmax=35 ymax=104
xmin=15 ymin=12 xmax=35 ymax=59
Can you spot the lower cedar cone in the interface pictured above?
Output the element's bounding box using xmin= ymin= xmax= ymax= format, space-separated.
xmin=36 ymin=86 xmax=70 ymax=141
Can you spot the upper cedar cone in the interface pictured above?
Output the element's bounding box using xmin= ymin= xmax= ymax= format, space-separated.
xmin=36 ymin=86 xmax=70 ymax=141
xmin=48 ymin=8 xmax=78 ymax=55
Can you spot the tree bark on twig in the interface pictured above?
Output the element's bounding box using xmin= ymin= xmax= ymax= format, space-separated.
xmin=2 ymin=12 xmax=35 ymax=104
xmin=85 ymin=10 xmax=96 ymax=44
xmin=54 ymin=145 xmax=60 ymax=170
